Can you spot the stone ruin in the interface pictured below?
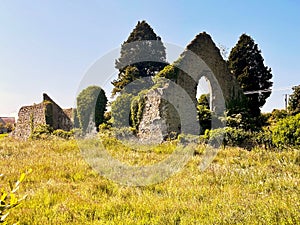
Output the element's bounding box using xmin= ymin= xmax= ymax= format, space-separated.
xmin=12 ymin=32 xmax=244 ymax=142
xmin=12 ymin=93 xmax=73 ymax=139
xmin=137 ymin=32 xmax=244 ymax=143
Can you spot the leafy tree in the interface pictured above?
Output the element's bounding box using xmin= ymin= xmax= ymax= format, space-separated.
xmin=288 ymin=85 xmax=300 ymax=115
xmin=267 ymin=109 xmax=288 ymax=125
xmin=197 ymin=94 xmax=211 ymax=134
xmin=111 ymin=93 xmax=134 ymax=128
xmin=76 ymin=86 xmax=107 ymax=133
xmin=112 ymin=20 xmax=167 ymax=96
xmin=228 ymin=34 xmax=273 ymax=118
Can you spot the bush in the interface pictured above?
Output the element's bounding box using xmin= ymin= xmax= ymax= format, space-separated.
xmin=266 ymin=109 xmax=288 ymax=125
xmin=156 ymin=64 xmax=179 ymax=81
xmin=53 ymin=129 xmax=74 ymax=139
xmin=272 ymin=114 xmax=300 ymax=148
xmin=30 ymin=124 xmax=53 ymax=140
xmin=202 ymin=127 xmax=275 ymax=150
xmin=112 ymin=127 xmax=136 ymax=140
xmin=30 ymin=125 xmax=77 ymax=140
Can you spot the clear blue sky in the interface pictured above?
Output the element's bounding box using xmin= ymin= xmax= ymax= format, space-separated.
xmin=1 ymin=0 xmax=300 ymax=117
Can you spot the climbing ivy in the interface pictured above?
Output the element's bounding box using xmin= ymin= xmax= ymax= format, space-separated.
xmin=156 ymin=64 xmax=179 ymax=81
xmin=130 ymin=91 xmax=146 ymax=130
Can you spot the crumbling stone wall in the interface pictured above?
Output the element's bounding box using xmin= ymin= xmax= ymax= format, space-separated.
xmin=12 ymin=103 xmax=47 ymax=139
xmin=13 ymin=93 xmax=73 ymax=140
xmin=138 ymin=81 xmax=199 ymax=143
xmin=137 ymin=32 xmax=244 ymax=142
xmin=138 ymin=86 xmax=184 ymax=143
xmin=43 ymin=94 xmax=73 ymax=131
xmin=177 ymin=32 xmax=243 ymax=113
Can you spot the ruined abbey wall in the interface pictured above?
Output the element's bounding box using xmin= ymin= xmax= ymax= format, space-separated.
xmin=137 ymin=87 xmax=182 ymax=143
xmin=177 ymin=32 xmax=243 ymax=113
xmin=13 ymin=93 xmax=73 ymax=140
xmin=43 ymin=94 xmax=73 ymax=131
xmin=137 ymin=32 xmax=244 ymax=143
xmin=13 ymin=103 xmax=47 ymax=139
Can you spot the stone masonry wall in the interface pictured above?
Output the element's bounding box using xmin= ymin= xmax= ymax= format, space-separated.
xmin=13 ymin=103 xmax=47 ymax=140
xmin=177 ymin=32 xmax=244 ymax=113
xmin=138 ymin=81 xmax=198 ymax=143
xmin=13 ymin=93 xmax=73 ymax=140
xmin=137 ymin=32 xmax=244 ymax=142
xmin=43 ymin=94 xmax=73 ymax=131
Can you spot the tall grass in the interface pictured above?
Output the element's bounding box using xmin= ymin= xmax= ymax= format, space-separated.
xmin=0 ymin=136 xmax=299 ymax=224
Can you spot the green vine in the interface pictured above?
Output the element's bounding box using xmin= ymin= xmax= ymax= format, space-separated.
xmin=130 ymin=91 xmax=146 ymax=130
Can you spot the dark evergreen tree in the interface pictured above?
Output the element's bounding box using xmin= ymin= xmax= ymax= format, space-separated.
xmin=112 ymin=20 xmax=167 ymax=96
xmin=288 ymin=85 xmax=300 ymax=115
xmin=76 ymin=86 xmax=107 ymax=132
xmin=228 ymin=34 xmax=273 ymax=118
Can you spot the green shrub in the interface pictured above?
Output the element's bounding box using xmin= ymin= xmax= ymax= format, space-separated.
xmin=99 ymin=123 xmax=111 ymax=131
xmin=272 ymin=114 xmax=300 ymax=148
xmin=30 ymin=124 xmax=53 ymax=140
xmin=112 ymin=127 xmax=136 ymax=140
xmin=202 ymin=127 xmax=269 ymax=150
xmin=266 ymin=109 xmax=288 ymax=125
xmin=30 ymin=125 xmax=77 ymax=140
xmin=53 ymin=129 xmax=74 ymax=139
xmin=156 ymin=64 xmax=179 ymax=81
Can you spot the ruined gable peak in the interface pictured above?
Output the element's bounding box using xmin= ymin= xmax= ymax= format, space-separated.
xmin=186 ymin=32 xmax=224 ymax=63
xmin=43 ymin=93 xmax=55 ymax=104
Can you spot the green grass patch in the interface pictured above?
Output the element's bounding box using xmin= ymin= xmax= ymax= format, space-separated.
xmin=0 ymin=138 xmax=299 ymax=224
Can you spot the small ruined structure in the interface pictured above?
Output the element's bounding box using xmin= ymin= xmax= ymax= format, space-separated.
xmin=12 ymin=93 xmax=73 ymax=139
xmin=138 ymin=32 xmax=244 ymax=143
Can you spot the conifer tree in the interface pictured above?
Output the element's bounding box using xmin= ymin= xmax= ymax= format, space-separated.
xmin=228 ymin=34 xmax=273 ymax=118
xmin=112 ymin=20 xmax=167 ymax=96
xmin=288 ymin=85 xmax=300 ymax=115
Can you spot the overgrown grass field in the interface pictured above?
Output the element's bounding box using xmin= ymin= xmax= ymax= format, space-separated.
xmin=0 ymin=136 xmax=299 ymax=224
